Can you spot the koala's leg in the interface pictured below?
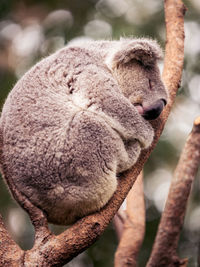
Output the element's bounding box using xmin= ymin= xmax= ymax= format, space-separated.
xmin=42 ymin=110 xmax=120 ymax=225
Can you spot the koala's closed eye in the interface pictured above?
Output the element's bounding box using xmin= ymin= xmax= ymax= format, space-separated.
xmin=0 ymin=38 xmax=168 ymax=225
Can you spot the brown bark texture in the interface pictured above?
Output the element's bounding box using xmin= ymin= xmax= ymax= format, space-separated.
xmin=147 ymin=117 xmax=200 ymax=267
xmin=0 ymin=214 xmax=24 ymax=266
xmin=0 ymin=0 xmax=186 ymax=266
xmin=114 ymin=172 xmax=145 ymax=267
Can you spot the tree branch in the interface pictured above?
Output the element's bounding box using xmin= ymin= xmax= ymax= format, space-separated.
xmin=0 ymin=0 xmax=186 ymax=265
xmin=147 ymin=117 xmax=200 ymax=267
xmin=113 ymin=209 xmax=126 ymax=241
xmin=114 ymin=172 xmax=145 ymax=267
xmin=0 ymin=214 xmax=24 ymax=266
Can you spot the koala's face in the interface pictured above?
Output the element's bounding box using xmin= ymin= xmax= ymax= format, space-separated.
xmin=114 ymin=59 xmax=167 ymax=120
xmin=108 ymin=39 xmax=168 ymax=121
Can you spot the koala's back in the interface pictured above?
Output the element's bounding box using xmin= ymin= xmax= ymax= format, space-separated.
xmin=0 ymin=45 xmax=133 ymax=224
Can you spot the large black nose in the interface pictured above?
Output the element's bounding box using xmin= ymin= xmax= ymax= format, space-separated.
xmin=143 ymin=99 xmax=167 ymax=121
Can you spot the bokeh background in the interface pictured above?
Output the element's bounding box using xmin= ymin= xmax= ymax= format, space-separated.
xmin=0 ymin=0 xmax=200 ymax=266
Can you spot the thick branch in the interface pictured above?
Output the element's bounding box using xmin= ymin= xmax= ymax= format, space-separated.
xmin=114 ymin=172 xmax=145 ymax=267
xmin=147 ymin=118 xmax=200 ymax=267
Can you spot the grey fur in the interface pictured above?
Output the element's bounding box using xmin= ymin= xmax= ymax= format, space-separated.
xmin=0 ymin=39 xmax=168 ymax=225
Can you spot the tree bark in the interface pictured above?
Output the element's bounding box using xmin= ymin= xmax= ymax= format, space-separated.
xmin=0 ymin=214 xmax=24 ymax=266
xmin=114 ymin=172 xmax=145 ymax=267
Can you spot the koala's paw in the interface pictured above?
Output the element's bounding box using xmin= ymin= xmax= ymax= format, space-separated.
xmin=136 ymin=121 xmax=154 ymax=149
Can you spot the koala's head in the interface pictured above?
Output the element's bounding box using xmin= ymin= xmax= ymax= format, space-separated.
xmin=106 ymin=38 xmax=168 ymax=120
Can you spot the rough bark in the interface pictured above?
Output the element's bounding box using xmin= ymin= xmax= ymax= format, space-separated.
xmin=114 ymin=172 xmax=145 ymax=267
xmin=0 ymin=214 xmax=24 ymax=266
xmin=0 ymin=0 xmax=186 ymax=265
xmin=147 ymin=117 xmax=200 ymax=267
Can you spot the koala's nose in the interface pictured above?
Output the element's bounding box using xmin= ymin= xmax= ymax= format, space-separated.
xmin=143 ymin=99 xmax=167 ymax=121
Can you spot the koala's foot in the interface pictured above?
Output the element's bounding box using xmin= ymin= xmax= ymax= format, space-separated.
xmin=38 ymin=169 xmax=118 ymax=225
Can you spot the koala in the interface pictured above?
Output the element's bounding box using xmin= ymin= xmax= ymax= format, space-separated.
xmin=0 ymin=38 xmax=168 ymax=225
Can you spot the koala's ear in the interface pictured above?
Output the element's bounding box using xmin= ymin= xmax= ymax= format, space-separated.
xmin=106 ymin=38 xmax=163 ymax=70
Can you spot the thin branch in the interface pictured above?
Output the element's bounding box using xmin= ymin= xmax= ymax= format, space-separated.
xmin=114 ymin=172 xmax=145 ymax=267
xmin=147 ymin=117 xmax=200 ymax=267
xmin=0 ymin=0 xmax=186 ymax=265
xmin=113 ymin=209 xmax=126 ymax=241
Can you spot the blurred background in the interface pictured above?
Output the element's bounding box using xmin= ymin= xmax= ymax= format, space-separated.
xmin=0 ymin=0 xmax=200 ymax=266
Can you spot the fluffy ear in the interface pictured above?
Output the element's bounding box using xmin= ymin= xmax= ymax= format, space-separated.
xmin=106 ymin=38 xmax=163 ymax=70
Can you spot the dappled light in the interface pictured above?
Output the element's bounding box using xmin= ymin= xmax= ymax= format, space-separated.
xmin=84 ymin=19 xmax=112 ymax=39
xmin=145 ymin=169 xmax=172 ymax=213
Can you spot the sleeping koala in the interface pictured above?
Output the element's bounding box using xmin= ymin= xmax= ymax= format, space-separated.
xmin=0 ymin=38 xmax=168 ymax=225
